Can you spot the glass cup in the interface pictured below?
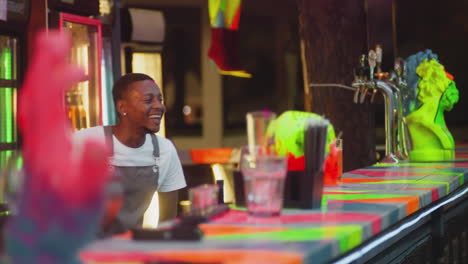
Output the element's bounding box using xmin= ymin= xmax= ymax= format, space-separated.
xmin=246 ymin=111 xmax=277 ymax=149
xmin=323 ymin=138 xmax=343 ymax=186
xmin=240 ymin=145 xmax=287 ymax=217
xmin=189 ymin=184 xmax=219 ymax=216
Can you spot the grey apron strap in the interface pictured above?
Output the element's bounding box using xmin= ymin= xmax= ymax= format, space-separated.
xmin=150 ymin=133 xmax=159 ymax=158
xmin=150 ymin=133 xmax=160 ymax=173
xmin=103 ymin=125 xmax=114 ymax=154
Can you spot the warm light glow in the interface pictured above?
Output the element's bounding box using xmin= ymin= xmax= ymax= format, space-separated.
xmin=73 ymin=44 xmax=92 ymax=128
xmin=99 ymin=0 xmax=111 ymax=15
xmin=64 ymin=20 xmax=102 ymax=131
xmin=81 ymin=80 xmax=91 ymax=128
xmin=74 ymin=44 xmax=89 ymax=76
xmin=142 ymin=191 xmax=159 ymax=228
xmin=183 ymin=105 xmax=192 ymax=116
xmin=211 ymin=163 xmax=224 ymax=181
xmin=210 ymin=164 xmax=234 ymax=203
xmin=179 ymin=200 xmax=192 ymax=215
xmin=132 ymin=52 xmax=165 ymax=137
xmin=67 ymin=33 xmax=90 ymax=130
xmin=132 ymin=53 xmax=162 ymax=93
xmin=179 ymin=200 xmax=192 ymax=206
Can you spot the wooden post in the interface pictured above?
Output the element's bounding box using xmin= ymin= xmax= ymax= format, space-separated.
xmin=111 ymin=0 xmax=122 ymax=81
xmin=296 ymin=0 xmax=376 ymax=170
xmin=366 ymin=0 xmax=396 ymax=72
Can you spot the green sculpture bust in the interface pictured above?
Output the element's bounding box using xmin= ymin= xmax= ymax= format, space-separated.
xmin=406 ymin=58 xmax=459 ymax=161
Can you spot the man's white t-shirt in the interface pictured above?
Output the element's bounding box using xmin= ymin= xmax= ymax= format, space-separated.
xmin=73 ymin=126 xmax=186 ymax=192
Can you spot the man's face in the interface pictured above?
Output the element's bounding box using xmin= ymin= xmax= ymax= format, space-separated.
xmin=121 ymin=80 xmax=166 ymax=133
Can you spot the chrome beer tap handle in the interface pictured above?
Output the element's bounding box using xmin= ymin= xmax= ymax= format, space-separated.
xmin=391 ymin=58 xmax=412 ymax=160
xmin=368 ymin=50 xmax=377 ymax=80
xmin=370 ymin=88 xmax=378 ymax=103
xmin=352 ymin=72 xmax=361 ymax=104
xmin=359 ymin=84 xmax=369 ymax=104
xmin=373 ymin=80 xmax=399 ymax=163
xmin=353 ymin=55 xmax=368 ymax=104
xmin=361 ymin=50 xmax=377 ymax=103
xmin=353 ymin=86 xmax=361 ymax=104
xmin=375 ymin=44 xmax=383 ymax=75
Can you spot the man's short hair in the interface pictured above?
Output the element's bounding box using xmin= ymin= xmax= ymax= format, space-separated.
xmin=112 ymin=73 xmax=154 ymax=105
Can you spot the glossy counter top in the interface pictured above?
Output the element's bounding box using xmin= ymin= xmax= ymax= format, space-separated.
xmin=80 ymin=146 xmax=468 ymax=264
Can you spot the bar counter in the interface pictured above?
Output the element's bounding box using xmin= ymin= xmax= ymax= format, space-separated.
xmin=80 ymin=146 xmax=468 ymax=264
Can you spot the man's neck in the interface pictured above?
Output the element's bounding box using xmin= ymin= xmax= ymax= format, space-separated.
xmin=112 ymin=123 xmax=147 ymax=148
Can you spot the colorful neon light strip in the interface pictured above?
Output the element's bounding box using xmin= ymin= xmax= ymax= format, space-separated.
xmin=80 ymin=156 xmax=468 ymax=264
xmin=0 ymin=46 xmax=14 ymax=144
xmin=206 ymin=225 xmax=363 ymax=253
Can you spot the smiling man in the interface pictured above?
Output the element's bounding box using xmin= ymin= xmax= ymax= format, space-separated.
xmin=73 ymin=73 xmax=186 ymax=235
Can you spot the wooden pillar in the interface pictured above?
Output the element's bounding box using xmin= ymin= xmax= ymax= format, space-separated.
xmin=297 ymin=0 xmax=376 ymax=170
xmin=366 ymin=0 xmax=396 ymax=72
xmin=111 ymin=0 xmax=122 ymax=80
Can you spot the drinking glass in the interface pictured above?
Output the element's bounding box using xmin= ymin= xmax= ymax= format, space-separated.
xmin=240 ymin=145 xmax=287 ymax=217
xmin=246 ymin=111 xmax=277 ymax=148
xmin=324 ymin=138 xmax=343 ymax=186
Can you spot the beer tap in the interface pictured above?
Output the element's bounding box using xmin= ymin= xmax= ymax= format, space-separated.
xmin=391 ymin=58 xmax=412 ymax=160
xmin=310 ymin=45 xmax=411 ymax=164
xmin=351 ymin=45 xmax=400 ymax=163
xmin=359 ymin=50 xmax=377 ymax=103
xmin=370 ymin=83 xmax=378 ymax=103
xmin=353 ymin=55 xmax=368 ymax=104
xmin=373 ymin=45 xmax=410 ymax=161
xmin=368 ymin=49 xmax=377 ymax=80
xmin=375 ymin=44 xmax=383 ymax=75
xmin=352 ymin=80 xmax=399 ymax=163
xmin=370 ymin=45 xmax=383 ymax=103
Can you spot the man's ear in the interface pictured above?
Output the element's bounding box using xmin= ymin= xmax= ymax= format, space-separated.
xmin=116 ymin=100 xmax=127 ymax=116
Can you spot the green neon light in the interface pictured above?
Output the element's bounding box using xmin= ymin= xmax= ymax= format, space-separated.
xmin=4 ymin=88 xmax=12 ymax=142
xmin=411 ymin=171 xmax=464 ymax=185
xmin=363 ymin=180 xmax=450 ymax=194
xmin=16 ymin=155 xmax=22 ymax=169
xmin=3 ymin=47 xmax=11 ymax=80
xmin=325 ymin=190 xmax=374 ymax=193
xmin=322 ymin=193 xmax=411 ymax=209
xmin=0 ymin=90 xmax=3 ymax=142
xmin=0 ymin=45 xmax=14 ymax=143
xmin=0 ymin=88 xmax=13 ymax=143
xmin=207 ymin=225 xmax=363 ymax=253
xmin=373 ymin=162 xmax=456 ymax=167
xmin=0 ymin=151 xmax=12 ymax=169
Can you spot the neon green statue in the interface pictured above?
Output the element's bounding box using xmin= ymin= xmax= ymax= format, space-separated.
xmin=266 ymin=111 xmax=335 ymax=158
xmin=406 ymin=58 xmax=459 ymax=161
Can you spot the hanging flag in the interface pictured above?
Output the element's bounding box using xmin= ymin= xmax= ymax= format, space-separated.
xmin=208 ymin=0 xmax=251 ymax=78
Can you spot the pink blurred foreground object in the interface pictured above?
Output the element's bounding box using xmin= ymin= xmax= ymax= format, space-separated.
xmin=18 ymin=30 xmax=109 ymax=206
xmin=5 ymin=30 xmax=110 ymax=264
